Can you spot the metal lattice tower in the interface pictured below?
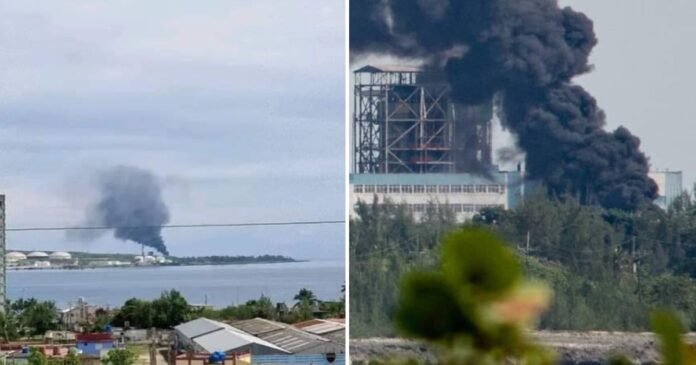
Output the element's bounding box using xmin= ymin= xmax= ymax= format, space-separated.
xmin=353 ymin=65 xmax=492 ymax=174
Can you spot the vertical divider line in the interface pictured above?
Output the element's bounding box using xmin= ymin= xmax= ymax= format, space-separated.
xmin=343 ymin=0 xmax=351 ymax=362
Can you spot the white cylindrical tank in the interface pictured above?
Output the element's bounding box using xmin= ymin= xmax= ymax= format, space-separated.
xmin=49 ymin=251 xmax=72 ymax=260
xmin=7 ymin=252 xmax=27 ymax=262
xmin=27 ymin=251 xmax=49 ymax=259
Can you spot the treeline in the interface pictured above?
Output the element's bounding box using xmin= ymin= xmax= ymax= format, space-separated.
xmin=108 ymin=288 xmax=343 ymax=330
xmin=350 ymin=200 xmax=456 ymax=336
xmin=0 ymin=299 xmax=61 ymax=340
xmin=0 ymin=288 xmax=344 ymax=341
xmin=190 ymin=288 xmax=345 ymax=324
xmin=171 ymin=255 xmax=297 ymax=265
xmin=350 ymin=191 xmax=696 ymax=337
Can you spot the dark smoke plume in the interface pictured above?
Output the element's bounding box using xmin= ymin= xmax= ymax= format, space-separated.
xmin=351 ymin=0 xmax=658 ymax=210
xmin=74 ymin=166 xmax=170 ymax=255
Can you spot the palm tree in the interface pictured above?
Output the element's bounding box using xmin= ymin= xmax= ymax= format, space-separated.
xmin=293 ymin=288 xmax=317 ymax=305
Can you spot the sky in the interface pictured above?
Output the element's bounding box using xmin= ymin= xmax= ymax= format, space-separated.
xmin=0 ymin=1 xmax=345 ymax=259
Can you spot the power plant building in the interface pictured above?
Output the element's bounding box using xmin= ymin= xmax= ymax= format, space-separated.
xmin=350 ymin=65 xmax=524 ymax=221
xmin=649 ymin=170 xmax=683 ymax=210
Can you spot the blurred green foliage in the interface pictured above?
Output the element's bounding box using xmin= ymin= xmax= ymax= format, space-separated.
xmin=102 ymin=348 xmax=137 ymax=365
xmin=394 ymin=228 xmax=554 ymax=365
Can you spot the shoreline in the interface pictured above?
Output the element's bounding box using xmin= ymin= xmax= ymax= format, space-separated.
xmin=7 ymin=259 xmax=311 ymax=271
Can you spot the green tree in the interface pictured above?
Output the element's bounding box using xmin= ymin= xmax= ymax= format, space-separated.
xmin=85 ymin=308 xmax=113 ymax=333
xmin=293 ymin=289 xmax=317 ymax=305
xmin=24 ymin=301 xmax=59 ymax=336
xmin=152 ymin=290 xmax=190 ymax=328
xmin=0 ymin=308 xmax=22 ymax=341
xmin=254 ymin=295 xmax=276 ymax=320
xmin=102 ymin=348 xmax=137 ymax=365
xmin=294 ymin=300 xmax=314 ymax=322
xmin=2 ymin=299 xmax=59 ymax=337
xmin=27 ymin=348 xmax=47 ymax=365
xmin=64 ymin=350 xmax=81 ymax=365
xmin=112 ymin=298 xmax=153 ymax=329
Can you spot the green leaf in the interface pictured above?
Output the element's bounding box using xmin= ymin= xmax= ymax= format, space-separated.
xmin=396 ymin=271 xmax=475 ymax=340
xmin=441 ymin=229 xmax=521 ymax=298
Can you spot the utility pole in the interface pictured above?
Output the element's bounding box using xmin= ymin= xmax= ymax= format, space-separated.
xmin=524 ymin=230 xmax=530 ymax=266
xmin=150 ymin=328 xmax=157 ymax=365
xmin=632 ymin=236 xmax=637 ymax=275
xmin=0 ymin=195 xmax=6 ymax=314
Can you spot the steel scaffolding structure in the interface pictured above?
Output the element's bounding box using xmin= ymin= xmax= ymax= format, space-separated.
xmin=353 ymin=65 xmax=492 ymax=174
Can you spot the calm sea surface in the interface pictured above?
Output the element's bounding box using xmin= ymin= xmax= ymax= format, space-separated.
xmin=7 ymin=260 xmax=344 ymax=309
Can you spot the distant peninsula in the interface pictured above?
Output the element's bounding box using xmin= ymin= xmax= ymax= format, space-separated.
xmin=170 ymin=255 xmax=300 ymax=266
xmin=6 ymin=250 xmax=299 ymax=270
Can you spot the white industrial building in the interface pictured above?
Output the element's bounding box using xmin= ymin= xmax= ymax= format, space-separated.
xmin=649 ymin=170 xmax=683 ymax=210
xmin=350 ymin=171 xmax=525 ymax=222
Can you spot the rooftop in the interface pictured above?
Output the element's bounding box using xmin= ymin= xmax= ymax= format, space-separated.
xmin=350 ymin=171 xmax=521 ymax=185
xmin=193 ymin=326 xmax=288 ymax=354
xmin=230 ymin=318 xmax=286 ymax=336
xmin=174 ymin=317 xmax=226 ymax=339
xmin=292 ymin=319 xmax=345 ymax=335
xmin=354 ymin=64 xmax=422 ymax=73
xmin=177 ymin=317 xmax=343 ymax=355
xmin=230 ymin=318 xmax=343 ymax=354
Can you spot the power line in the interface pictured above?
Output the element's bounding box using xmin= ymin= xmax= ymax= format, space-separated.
xmin=5 ymin=219 xmax=345 ymax=232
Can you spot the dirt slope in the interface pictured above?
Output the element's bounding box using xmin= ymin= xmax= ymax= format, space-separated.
xmin=351 ymin=332 xmax=696 ymax=364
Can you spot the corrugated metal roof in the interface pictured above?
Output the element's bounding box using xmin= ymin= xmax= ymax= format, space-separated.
xmin=296 ymin=321 xmax=345 ymax=335
xmin=179 ymin=318 xmax=341 ymax=355
xmin=193 ymin=330 xmax=252 ymax=353
xmin=194 ymin=328 xmax=289 ymax=354
xmin=230 ymin=318 xmax=286 ymax=335
xmin=354 ymin=65 xmax=422 ymax=73
xmin=228 ymin=318 xmax=341 ymax=354
xmin=174 ymin=318 xmax=224 ymax=339
xmin=321 ymin=330 xmax=345 ymax=345
xmin=256 ymin=327 xmax=329 ymax=354
xmin=292 ymin=319 xmax=323 ymax=329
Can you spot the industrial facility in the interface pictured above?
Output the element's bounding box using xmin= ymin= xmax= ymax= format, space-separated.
xmin=6 ymin=250 xmax=77 ymax=269
xmin=649 ymin=170 xmax=684 ymax=210
xmin=350 ymin=65 xmax=524 ymax=221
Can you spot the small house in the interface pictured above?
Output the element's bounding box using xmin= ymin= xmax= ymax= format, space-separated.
xmin=75 ymin=333 xmax=114 ymax=356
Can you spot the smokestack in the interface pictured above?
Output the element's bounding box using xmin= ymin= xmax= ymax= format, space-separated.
xmin=350 ymin=0 xmax=658 ymax=210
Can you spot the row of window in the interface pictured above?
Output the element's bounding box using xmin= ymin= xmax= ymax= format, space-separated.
xmin=353 ymin=203 xmax=503 ymax=213
xmin=406 ymin=203 xmax=504 ymax=213
xmin=353 ymin=184 xmax=505 ymax=194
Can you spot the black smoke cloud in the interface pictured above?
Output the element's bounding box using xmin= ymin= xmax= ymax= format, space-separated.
xmin=72 ymin=166 xmax=170 ymax=255
xmin=351 ymin=0 xmax=658 ymax=210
